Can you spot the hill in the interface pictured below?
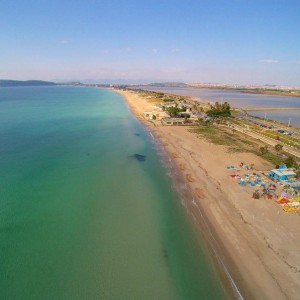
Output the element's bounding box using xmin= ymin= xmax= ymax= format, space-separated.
xmin=0 ymin=80 xmax=57 ymax=87
xmin=148 ymin=82 xmax=188 ymax=87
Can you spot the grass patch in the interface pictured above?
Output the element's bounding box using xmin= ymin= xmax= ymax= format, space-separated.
xmin=195 ymin=124 xmax=257 ymax=152
xmin=193 ymin=123 xmax=294 ymax=167
xmin=256 ymin=151 xmax=283 ymax=165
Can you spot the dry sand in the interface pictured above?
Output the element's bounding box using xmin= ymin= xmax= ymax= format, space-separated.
xmin=117 ymin=89 xmax=300 ymax=300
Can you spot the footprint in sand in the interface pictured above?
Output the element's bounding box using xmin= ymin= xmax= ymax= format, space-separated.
xmin=186 ymin=174 xmax=195 ymax=182
xmin=171 ymin=152 xmax=179 ymax=159
xmin=179 ymin=164 xmax=186 ymax=171
xmin=195 ymin=187 xmax=205 ymax=199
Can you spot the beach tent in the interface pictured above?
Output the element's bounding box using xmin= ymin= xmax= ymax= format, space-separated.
xmin=279 ymin=163 xmax=287 ymax=169
xmin=289 ymin=181 xmax=300 ymax=190
xmin=277 ymin=197 xmax=289 ymax=204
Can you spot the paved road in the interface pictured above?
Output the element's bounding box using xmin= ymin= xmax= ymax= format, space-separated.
xmin=226 ymin=124 xmax=300 ymax=159
xmin=235 ymin=110 xmax=300 ymax=139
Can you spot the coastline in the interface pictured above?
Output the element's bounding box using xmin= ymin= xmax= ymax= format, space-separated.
xmin=116 ymin=89 xmax=300 ymax=300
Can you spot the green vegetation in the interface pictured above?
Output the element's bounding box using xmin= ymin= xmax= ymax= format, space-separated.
xmin=230 ymin=116 xmax=300 ymax=150
xmin=162 ymin=98 xmax=175 ymax=102
xmin=194 ymin=123 xmax=254 ymax=152
xmin=259 ymin=150 xmax=283 ymax=166
xmin=165 ymin=106 xmax=181 ymax=117
xmin=165 ymin=105 xmax=188 ymax=117
xmin=194 ymin=123 xmax=286 ymax=166
xmin=206 ymin=102 xmax=231 ymax=118
xmin=274 ymin=144 xmax=283 ymax=154
xmin=156 ymin=92 xmax=164 ymax=98
xmin=239 ymin=88 xmax=300 ymax=97
xmin=261 ymin=130 xmax=300 ymax=149
xmin=260 ymin=146 xmax=268 ymax=155
xmin=285 ymin=156 xmax=296 ymax=168
xmin=0 ymin=80 xmax=56 ymax=87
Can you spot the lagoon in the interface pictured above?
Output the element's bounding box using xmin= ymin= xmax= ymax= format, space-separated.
xmin=136 ymin=86 xmax=300 ymax=127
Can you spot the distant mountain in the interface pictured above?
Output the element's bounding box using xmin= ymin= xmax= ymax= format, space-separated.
xmin=148 ymin=82 xmax=188 ymax=87
xmin=58 ymin=81 xmax=84 ymax=86
xmin=0 ymin=80 xmax=57 ymax=87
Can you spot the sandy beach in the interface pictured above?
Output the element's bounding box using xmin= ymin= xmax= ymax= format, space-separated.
xmin=117 ymin=89 xmax=300 ymax=300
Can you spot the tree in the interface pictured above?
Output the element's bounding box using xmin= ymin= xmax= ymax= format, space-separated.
xmin=260 ymin=146 xmax=268 ymax=155
xmin=275 ymin=144 xmax=283 ymax=155
xmin=166 ymin=106 xmax=181 ymax=117
xmin=206 ymin=101 xmax=231 ymax=118
xmin=285 ymin=156 xmax=296 ymax=168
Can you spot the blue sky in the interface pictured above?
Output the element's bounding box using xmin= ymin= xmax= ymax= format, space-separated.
xmin=1 ymin=0 xmax=300 ymax=85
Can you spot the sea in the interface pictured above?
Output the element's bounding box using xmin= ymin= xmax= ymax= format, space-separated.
xmin=135 ymin=86 xmax=300 ymax=127
xmin=0 ymin=86 xmax=230 ymax=299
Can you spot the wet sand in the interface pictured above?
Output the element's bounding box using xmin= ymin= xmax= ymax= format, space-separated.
xmin=116 ymin=89 xmax=300 ymax=300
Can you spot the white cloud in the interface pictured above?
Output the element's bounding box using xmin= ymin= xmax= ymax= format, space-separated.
xmin=258 ymin=59 xmax=278 ymax=64
xmin=151 ymin=48 xmax=158 ymax=54
xmin=172 ymin=48 xmax=181 ymax=53
xmin=60 ymin=39 xmax=69 ymax=44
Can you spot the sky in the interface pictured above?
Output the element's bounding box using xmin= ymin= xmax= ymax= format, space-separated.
xmin=1 ymin=0 xmax=300 ymax=85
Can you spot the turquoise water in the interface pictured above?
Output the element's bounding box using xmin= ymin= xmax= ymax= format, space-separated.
xmin=0 ymin=86 xmax=229 ymax=299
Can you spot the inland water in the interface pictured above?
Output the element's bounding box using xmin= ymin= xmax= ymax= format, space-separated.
xmin=136 ymin=86 xmax=300 ymax=127
xmin=0 ymin=86 xmax=230 ymax=299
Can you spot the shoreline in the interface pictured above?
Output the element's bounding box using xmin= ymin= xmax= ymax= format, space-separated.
xmin=244 ymin=107 xmax=300 ymax=111
xmin=138 ymin=116 xmax=243 ymax=299
xmin=116 ymin=89 xmax=300 ymax=300
xmin=119 ymin=90 xmax=244 ymax=298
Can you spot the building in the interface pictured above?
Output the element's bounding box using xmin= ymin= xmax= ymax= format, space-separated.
xmin=144 ymin=111 xmax=169 ymax=120
xmin=153 ymin=104 xmax=164 ymax=111
xmin=161 ymin=118 xmax=186 ymax=126
xmin=268 ymin=168 xmax=296 ymax=182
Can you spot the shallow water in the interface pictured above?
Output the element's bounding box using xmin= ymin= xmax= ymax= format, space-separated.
xmin=0 ymin=86 xmax=229 ymax=299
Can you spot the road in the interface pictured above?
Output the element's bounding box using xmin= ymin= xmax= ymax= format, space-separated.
xmin=226 ymin=123 xmax=300 ymax=159
xmin=235 ymin=110 xmax=300 ymax=139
